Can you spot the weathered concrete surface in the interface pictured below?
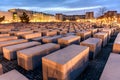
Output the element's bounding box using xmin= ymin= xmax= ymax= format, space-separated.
xmin=17 ymin=43 xmax=60 ymax=70
xmin=0 ymin=36 xmax=18 ymax=42
xmin=100 ymin=53 xmax=120 ymax=80
xmin=0 ymin=69 xmax=29 ymax=80
xmin=0 ymin=64 xmax=3 ymax=75
xmin=0 ymin=39 xmax=28 ymax=54
xmin=58 ymin=35 xmax=80 ymax=47
xmin=94 ymin=32 xmax=108 ymax=47
xmin=3 ymin=41 xmax=41 ymax=60
xmin=42 ymin=45 xmax=89 ymax=80
xmin=80 ymin=38 xmax=102 ymax=59
xmin=112 ymin=33 xmax=120 ymax=53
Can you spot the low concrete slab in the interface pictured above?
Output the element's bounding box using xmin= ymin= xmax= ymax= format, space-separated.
xmin=43 ymin=31 xmax=57 ymax=36
xmin=0 ymin=36 xmax=18 ymax=42
xmin=88 ymin=29 xmax=98 ymax=36
xmin=58 ymin=35 xmax=80 ymax=47
xmin=31 ymin=36 xmax=48 ymax=42
xmin=100 ymin=53 xmax=120 ymax=80
xmin=0 ymin=34 xmax=10 ymax=38
xmin=0 ymin=69 xmax=29 ymax=80
xmin=22 ymin=32 xmax=41 ymax=39
xmin=0 ymin=39 xmax=28 ymax=54
xmin=42 ymin=45 xmax=89 ymax=80
xmin=14 ymin=31 xmax=33 ymax=36
xmin=76 ymin=31 xmax=91 ymax=40
xmin=94 ymin=32 xmax=108 ymax=47
xmin=42 ymin=35 xmax=62 ymax=43
xmin=113 ymin=33 xmax=120 ymax=53
xmin=80 ymin=38 xmax=102 ymax=59
xmin=17 ymin=43 xmax=60 ymax=70
xmin=3 ymin=41 xmax=41 ymax=60
xmin=102 ymin=29 xmax=112 ymax=41
xmin=0 ymin=64 xmax=3 ymax=75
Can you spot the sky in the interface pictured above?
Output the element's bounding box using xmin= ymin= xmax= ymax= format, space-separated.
xmin=0 ymin=0 xmax=120 ymax=16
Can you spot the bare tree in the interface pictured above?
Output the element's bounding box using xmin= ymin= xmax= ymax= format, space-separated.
xmin=97 ymin=7 xmax=107 ymax=17
xmin=20 ymin=12 xmax=29 ymax=23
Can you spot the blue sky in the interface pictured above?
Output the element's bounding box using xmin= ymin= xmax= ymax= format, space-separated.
xmin=0 ymin=0 xmax=120 ymax=15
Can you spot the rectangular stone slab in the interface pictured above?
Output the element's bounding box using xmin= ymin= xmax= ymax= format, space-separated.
xmin=58 ymin=35 xmax=81 ymax=47
xmin=17 ymin=43 xmax=60 ymax=70
xmin=0 ymin=34 xmax=10 ymax=38
xmin=76 ymin=31 xmax=91 ymax=40
xmin=113 ymin=33 xmax=120 ymax=53
xmin=102 ymin=29 xmax=112 ymax=41
xmin=0 ymin=64 xmax=3 ymax=75
xmin=93 ymin=32 xmax=108 ymax=47
xmin=88 ymin=29 xmax=98 ymax=36
xmin=8 ymin=31 xmax=17 ymax=35
xmin=80 ymin=38 xmax=102 ymax=59
xmin=14 ymin=31 xmax=33 ymax=36
xmin=0 ymin=69 xmax=29 ymax=80
xmin=31 ymin=36 xmax=48 ymax=42
xmin=42 ymin=35 xmax=63 ymax=43
xmin=100 ymin=53 xmax=120 ymax=80
xmin=42 ymin=45 xmax=89 ymax=80
xmin=57 ymin=31 xmax=67 ymax=35
xmin=0 ymin=29 xmax=11 ymax=33
xmin=22 ymin=32 xmax=41 ymax=39
xmin=64 ymin=33 xmax=75 ymax=36
xmin=43 ymin=31 xmax=57 ymax=36
xmin=0 ymin=39 xmax=28 ymax=54
xmin=0 ymin=36 xmax=18 ymax=42
xmin=3 ymin=41 xmax=41 ymax=60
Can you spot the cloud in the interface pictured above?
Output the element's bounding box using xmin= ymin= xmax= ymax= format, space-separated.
xmin=16 ymin=6 xmax=102 ymax=12
xmin=64 ymin=0 xmax=80 ymax=4
xmin=0 ymin=0 xmax=120 ymax=14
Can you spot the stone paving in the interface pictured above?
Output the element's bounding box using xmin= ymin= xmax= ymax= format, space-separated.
xmin=0 ymin=33 xmax=117 ymax=80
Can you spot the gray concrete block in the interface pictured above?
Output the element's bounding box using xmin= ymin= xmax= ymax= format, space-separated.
xmin=3 ymin=41 xmax=41 ymax=60
xmin=17 ymin=43 xmax=60 ymax=70
xmin=42 ymin=45 xmax=89 ymax=80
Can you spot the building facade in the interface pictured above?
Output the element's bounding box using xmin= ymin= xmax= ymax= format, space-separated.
xmin=0 ymin=8 xmax=56 ymax=22
xmin=85 ymin=12 xmax=94 ymax=19
xmin=0 ymin=11 xmax=13 ymax=23
xmin=97 ymin=11 xmax=119 ymax=24
xmin=55 ymin=12 xmax=94 ymax=22
xmin=55 ymin=13 xmax=64 ymax=21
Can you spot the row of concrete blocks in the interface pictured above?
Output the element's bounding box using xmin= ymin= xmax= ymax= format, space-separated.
xmin=0 ymin=29 xmax=112 ymax=56
xmin=2 ymin=43 xmax=89 ymax=80
xmin=33 ymin=31 xmax=109 ymax=48
xmin=0 ymin=29 xmax=30 ymax=80
xmin=1 ymin=32 xmax=109 ymax=62
xmin=0 ymin=29 xmax=109 ymax=47
xmin=0 ymin=24 xmax=117 ymax=34
xmin=0 ymin=36 xmax=101 ymax=79
xmin=0 ymin=28 xmax=115 ymax=80
xmin=0 ymin=26 xmax=90 ymax=34
xmin=0 ymin=35 xmax=102 ymax=58
xmin=100 ymin=32 xmax=120 ymax=80
xmin=36 ymin=35 xmax=106 ymax=80
xmin=2 ymin=38 xmax=102 ymax=80
xmin=1 ymin=27 xmax=116 ymax=40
